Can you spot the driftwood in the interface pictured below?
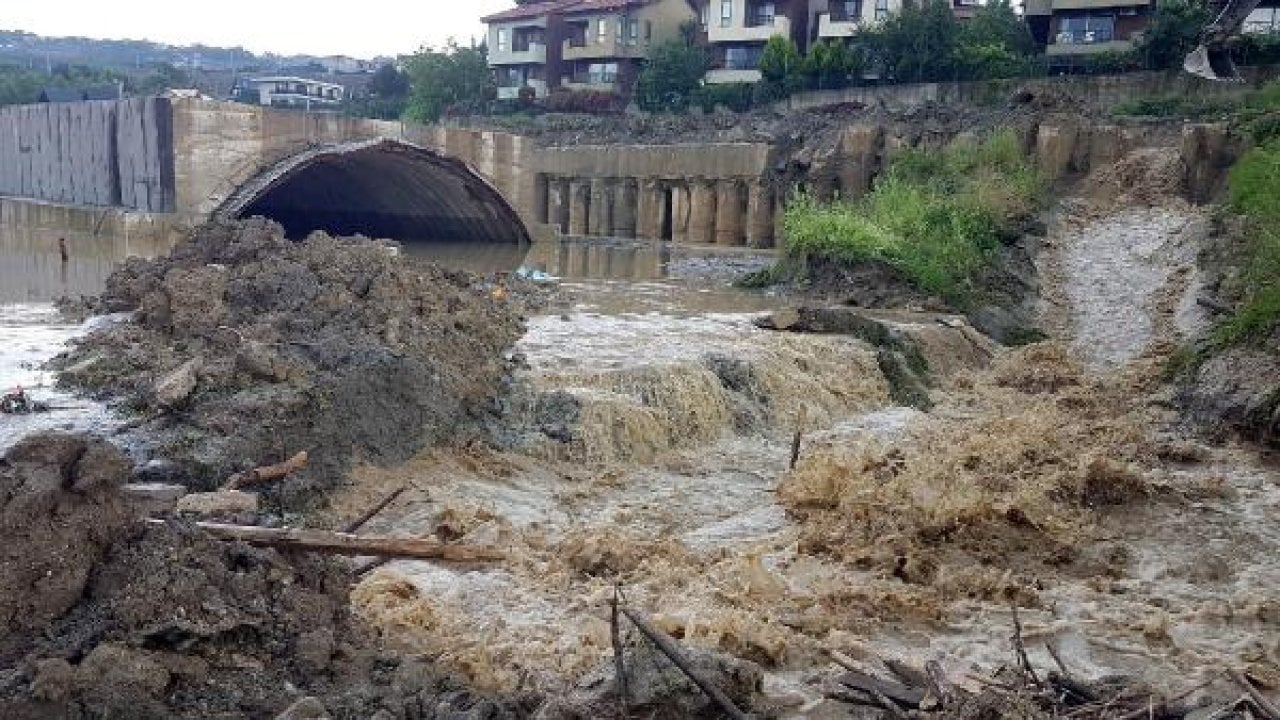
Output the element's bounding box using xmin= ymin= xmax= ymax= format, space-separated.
xmin=611 ymin=587 xmax=630 ymax=717
xmin=1230 ymin=669 xmax=1280 ymax=720
xmin=148 ymin=519 xmax=504 ymax=563
xmin=223 ymin=450 xmax=309 ymax=490
xmin=618 ymin=606 xmax=751 ymax=720
xmin=789 ymin=404 xmax=808 ymax=470
xmin=342 ymin=486 xmax=408 ymax=534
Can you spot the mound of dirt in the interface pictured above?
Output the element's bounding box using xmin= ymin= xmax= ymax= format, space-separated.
xmin=53 ymin=219 xmax=524 ymax=510
xmin=1082 ymin=147 xmax=1188 ymax=209
xmin=0 ymin=433 xmax=522 ymax=719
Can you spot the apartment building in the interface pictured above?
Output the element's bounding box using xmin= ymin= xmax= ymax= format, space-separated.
xmin=232 ymin=76 xmax=345 ymax=109
xmin=483 ymin=0 xmax=697 ymax=98
xmin=1024 ymin=0 xmax=1155 ymax=67
xmin=695 ymin=0 xmax=814 ymax=83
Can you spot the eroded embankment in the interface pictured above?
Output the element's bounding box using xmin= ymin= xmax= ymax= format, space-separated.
xmin=0 ymin=433 xmax=521 ymax=719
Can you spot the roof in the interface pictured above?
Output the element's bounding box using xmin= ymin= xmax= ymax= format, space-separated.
xmin=481 ymin=1 xmax=578 ymax=23
xmin=248 ymin=76 xmax=346 ymax=90
xmin=480 ymin=0 xmax=652 ymax=23
xmin=38 ymin=88 xmax=83 ymax=103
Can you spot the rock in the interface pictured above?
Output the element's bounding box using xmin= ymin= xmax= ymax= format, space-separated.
xmin=75 ymin=643 xmax=170 ymax=698
xmin=71 ymin=442 xmax=132 ymax=493
xmin=1181 ymin=344 xmax=1280 ymax=446
xmin=29 ymin=659 xmax=73 ymax=703
xmin=238 ymin=340 xmax=291 ymax=382
xmin=275 ymin=696 xmax=331 ymax=720
xmin=294 ymin=629 xmax=336 ymax=674
xmin=123 ymin=483 xmax=189 ymax=514
xmin=175 ymin=490 xmax=259 ymax=518
xmin=153 ymin=357 xmax=201 ymax=408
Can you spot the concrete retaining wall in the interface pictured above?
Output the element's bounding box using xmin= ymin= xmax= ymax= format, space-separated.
xmin=787 ymin=67 xmax=1280 ymax=113
xmin=0 ymin=98 xmax=175 ymax=213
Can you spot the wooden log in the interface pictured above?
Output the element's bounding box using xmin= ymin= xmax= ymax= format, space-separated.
xmin=789 ymin=404 xmax=808 ymax=470
xmin=618 ymin=606 xmax=751 ymax=720
xmin=836 ymin=670 xmax=925 ymax=708
xmin=1230 ymin=669 xmax=1280 ymax=720
xmin=342 ymin=486 xmax=407 ymax=534
xmin=148 ymin=519 xmax=504 ymax=563
xmin=224 ymin=450 xmax=309 ymax=490
xmin=611 ymin=587 xmax=630 ymax=716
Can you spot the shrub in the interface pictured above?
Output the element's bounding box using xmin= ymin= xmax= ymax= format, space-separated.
xmin=697 ymin=82 xmax=754 ymax=112
xmin=1217 ymin=140 xmax=1280 ymax=345
xmin=541 ymin=89 xmax=622 ymax=114
xmin=636 ymin=40 xmax=709 ymax=112
xmin=776 ymin=129 xmax=1045 ymax=305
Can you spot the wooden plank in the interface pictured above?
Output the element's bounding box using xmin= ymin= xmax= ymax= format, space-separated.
xmin=0 ymin=107 xmax=15 ymax=196
xmin=146 ymin=519 xmax=506 ymax=563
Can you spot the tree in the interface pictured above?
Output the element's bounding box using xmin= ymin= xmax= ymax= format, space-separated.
xmin=804 ymin=39 xmax=858 ymax=90
xmin=635 ymin=39 xmax=709 ymax=111
xmin=955 ymin=0 xmax=1037 ymax=79
xmin=368 ymin=62 xmax=410 ymax=98
xmin=403 ymin=42 xmax=494 ymax=122
xmin=960 ymin=0 xmax=1035 ymax=57
xmin=1139 ymin=0 xmax=1212 ymax=70
xmin=759 ymin=35 xmax=805 ymax=88
xmin=864 ymin=0 xmax=961 ymax=83
xmin=133 ymin=63 xmax=190 ymax=94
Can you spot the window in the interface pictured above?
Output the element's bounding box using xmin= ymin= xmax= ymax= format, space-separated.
xmin=588 ymin=62 xmax=619 ymax=83
xmin=724 ymin=44 xmax=764 ymax=69
xmin=721 ymin=0 xmax=733 ymax=27
xmin=646 ymin=20 xmax=653 ymax=40
xmin=1057 ymin=14 xmax=1115 ymax=44
xmin=750 ymin=2 xmax=776 ymax=26
xmin=628 ymin=19 xmax=640 ymax=43
xmin=497 ymin=28 xmax=509 ymax=52
xmin=700 ymin=1 xmax=710 ymax=28
xmin=836 ymin=0 xmax=862 ymax=21
xmin=875 ymin=0 xmax=889 ymax=20
xmin=598 ymin=18 xmax=609 ymax=43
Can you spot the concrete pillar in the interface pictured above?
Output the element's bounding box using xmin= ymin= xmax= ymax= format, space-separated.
xmin=837 ymin=125 xmax=884 ymax=199
xmin=549 ymin=178 xmax=571 ymax=234
xmin=672 ymin=184 xmax=691 ymax=244
xmin=714 ymin=180 xmax=745 ymax=246
xmin=613 ymin=178 xmax=638 ymax=239
xmin=533 ymin=174 xmax=550 ymax=225
xmin=746 ymin=181 xmax=775 ymax=249
xmin=688 ymin=180 xmax=717 ymax=245
xmin=636 ymin=179 xmax=662 ymax=240
xmin=568 ymin=180 xmax=590 ymax=236
xmin=588 ymin=178 xmax=611 ymax=237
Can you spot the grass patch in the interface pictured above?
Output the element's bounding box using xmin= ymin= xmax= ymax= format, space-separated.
xmin=775 ymin=129 xmax=1045 ymax=306
xmin=1214 ymin=140 xmax=1280 ymax=346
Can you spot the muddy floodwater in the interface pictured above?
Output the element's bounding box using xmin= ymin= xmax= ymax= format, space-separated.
xmin=4 ymin=211 xmax=1277 ymax=716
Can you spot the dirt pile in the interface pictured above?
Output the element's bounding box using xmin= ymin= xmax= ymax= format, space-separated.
xmin=0 ymin=432 xmax=522 ymax=719
xmin=53 ymin=219 xmax=524 ymax=510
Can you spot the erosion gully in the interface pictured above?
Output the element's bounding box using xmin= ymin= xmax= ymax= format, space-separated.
xmin=3 ymin=221 xmax=1276 ymax=716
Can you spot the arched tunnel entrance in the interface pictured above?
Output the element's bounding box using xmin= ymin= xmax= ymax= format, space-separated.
xmin=220 ymin=139 xmax=531 ymax=244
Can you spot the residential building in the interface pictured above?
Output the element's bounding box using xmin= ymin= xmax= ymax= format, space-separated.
xmin=811 ymin=0 xmax=900 ymax=42
xmin=232 ymin=76 xmax=345 ymax=109
xmin=1024 ymin=0 xmax=1155 ymax=68
xmin=699 ymin=0 xmax=815 ymax=83
xmin=485 ymin=1 xmax=557 ymax=99
xmin=483 ymin=0 xmax=697 ymax=99
xmin=1244 ymin=1 xmax=1280 ymax=33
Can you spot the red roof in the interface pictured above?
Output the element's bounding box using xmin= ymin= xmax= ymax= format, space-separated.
xmin=481 ymin=1 xmax=576 ymax=23
xmin=481 ymin=0 xmax=650 ymax=23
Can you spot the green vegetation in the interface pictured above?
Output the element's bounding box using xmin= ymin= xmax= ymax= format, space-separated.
xmin=636 ymin=39 xmax=710 ymax=112
xmin=1138 ymin=0 xmax=1212 ymax=71
xmin=403 ymin=42 xmax=493 ymax=122
xmin=0 ymin=63 xmax=124 ymax=107
xmin=772 ymin=129 xmax=1045 ymax=305
xmin=348 ymin=63 xmax=411 ymax=120
xmin=1218 ymin=141 xmax=1280 ymax=345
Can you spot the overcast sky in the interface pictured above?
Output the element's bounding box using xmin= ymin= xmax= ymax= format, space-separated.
xmin=7 ymin=0 xmax=514 ymax=58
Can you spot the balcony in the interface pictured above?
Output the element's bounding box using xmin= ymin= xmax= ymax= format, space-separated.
xmin=562 ymin=36 xmax=645 ymax=60
xmin=818 ymin=10 xmax=861 ymax=38
xmin=705 ymin=67 xmax=763 ymax=84
xmin=490 ymin=42 xmax=547 ymax=66
xmin=708 ymin=14 xmax=791 ymax=43
xmin=497 ymin=79 xmax=548 ymax=99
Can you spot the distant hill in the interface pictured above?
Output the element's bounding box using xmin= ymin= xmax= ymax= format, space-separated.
xmin=0 ymin=29 xmax=391 ymax=76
